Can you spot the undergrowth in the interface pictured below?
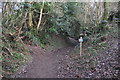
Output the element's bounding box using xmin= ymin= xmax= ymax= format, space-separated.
xmin=70 ymin=23 xmax=118 ymax=70
xmin=1 ymin=27 xmax=31 ymax=77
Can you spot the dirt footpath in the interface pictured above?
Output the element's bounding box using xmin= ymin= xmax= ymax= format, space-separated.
xmin=14 ymin=45 xmax=72 ymax=78
xmin=12 ymin=38 xmax=119 ymax=78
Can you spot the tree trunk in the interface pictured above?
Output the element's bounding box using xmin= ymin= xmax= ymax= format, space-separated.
xmin=103 ymin=2 xmax=108 ymax=20
xmin=37 ymin=0 xmax=45 ymax=32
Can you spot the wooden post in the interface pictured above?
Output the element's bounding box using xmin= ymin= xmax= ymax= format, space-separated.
xmin=80 ymin=41 xmax=82 ymax=56
xmin=79 ymin=37 xmax=83 ymax=56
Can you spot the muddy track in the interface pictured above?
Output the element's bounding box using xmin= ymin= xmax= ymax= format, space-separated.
xmin=14 ymin=45 xmax=73 ymax=78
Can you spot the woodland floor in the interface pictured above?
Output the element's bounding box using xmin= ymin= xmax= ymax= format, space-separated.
xmin=12 ymin=38 xmax=119 ymax=78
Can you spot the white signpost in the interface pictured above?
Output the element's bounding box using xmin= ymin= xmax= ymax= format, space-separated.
xmin=79 ymin=37 xmax=83 ymax=56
